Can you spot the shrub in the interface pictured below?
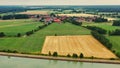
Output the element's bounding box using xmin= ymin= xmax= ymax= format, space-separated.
xmin=17 ymin=33 xmax=21 ymax=37
xmin=85 ymin=26 xmax=107 ymax=34
xmin=72 ymin=53 xmax=78 ymax=58
xmin=0 ymin=32 xmax=5 ymax=37
xmin=112 ymin=20 xmax=120 ymax=26
xmin=53 ymin=52 xmax=58 ymax=57
xmin=91 ymin=31 xmax=112 ymax=49
xmin=79 ymin=53 xmax=84 ymax=58
xmin=109 ymin=29 xmax=120 ymax=35
xmin=93 ymin=17 xmax=108 ymax=22
xmin=67 ymin=54 xmax=71 ymax=57
xmin=116 ymin=52 xmax=120 ymax=58
xmin=48 ymin=51 xmax=52 ymax=56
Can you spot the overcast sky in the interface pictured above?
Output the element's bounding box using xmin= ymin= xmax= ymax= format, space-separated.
xmin=0 ymin=0 xmax=120 ymax=5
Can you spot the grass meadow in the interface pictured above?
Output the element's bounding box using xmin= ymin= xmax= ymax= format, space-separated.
xmin=0 ymin=22 xmax=90 ymax=53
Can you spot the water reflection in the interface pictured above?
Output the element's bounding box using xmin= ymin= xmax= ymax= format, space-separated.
xmin=0 ymin=56 xmax=120 ymax=68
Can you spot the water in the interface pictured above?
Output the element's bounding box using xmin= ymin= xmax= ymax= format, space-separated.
xmin=0 ymin=56 xmax=120 ymax=68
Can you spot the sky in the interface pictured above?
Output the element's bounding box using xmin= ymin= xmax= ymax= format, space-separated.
xmin=0 ymin=0 xmax=120 ymax=5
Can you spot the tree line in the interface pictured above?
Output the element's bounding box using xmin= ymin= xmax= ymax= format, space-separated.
xmin=109 ymin=29 xmax=120 ymax=35
xmin=0 ymin=14 xmax=29 ymax=20
xmin=93 ymin=17 xmax=108 ymax=22
xmin=85 ymin=26 xmax=107 ymax=34
xmin=91 ymin=31 xmax=112 ymax=49
xmin=112 ymin=20 xmax=120 ymax=26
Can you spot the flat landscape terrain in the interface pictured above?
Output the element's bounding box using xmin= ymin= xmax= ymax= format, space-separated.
xmin=41 ymin=35 xmax=117 ymax=58
xmin=0 ymin=22 xmax=90 ymax=53
xmin=0 ymin=19 xmax=42 ymax=36
xmin=19 ymin=10 xmax=50 ymax=15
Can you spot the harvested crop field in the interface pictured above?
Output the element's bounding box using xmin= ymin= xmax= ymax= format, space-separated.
xmin=41 ymin=35 xmax=117 ymax=59
xmin=58 ymin=13 xmax=97 ymax=17
xmin=19 ymin=10 xmax=49 ymax=15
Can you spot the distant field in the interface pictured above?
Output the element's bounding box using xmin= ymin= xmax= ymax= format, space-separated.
xmin=58 ymin=13 xmax=97 ymax=17
xmin=19 ymin=10 xmax=51 ymax=15
xmin=0 ymin=19 xmax=43 ymax=36
xmin=42 ymin=35 xmax=117 ymax=58
xmin=0 ymin=23 xmax=90 ymax=53
xmin=83 ymin=22 xmax=120 ymax=31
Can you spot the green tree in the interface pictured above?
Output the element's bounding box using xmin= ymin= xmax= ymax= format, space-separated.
xmin=53 ymin=52 xmax=58 ymax=57
xmin=48 ymin=51 xmax=52 ymax=56
xmin=72 ymin=53 xmax=78 ymax=58
xmin=67 ymin=54 xmax=71 ymax=57
xmin=79 ymin=53 xmax=84 ymax=58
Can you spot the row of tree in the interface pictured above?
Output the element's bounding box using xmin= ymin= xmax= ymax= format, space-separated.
xmin=49 ymin=51 xmax=84 ymax=58
xmin=85 ymin=26 xmax=107 ymax=34
xmin=109 ymin=29 xmax=120 ymax=35
xmin=70 ymin=20 xmax=82 ymax=26
xmin=112 ymin=20 xmax=120 ymax=26
xmin=0 ymin=14 xmax=29 ymax=20
xmin=93 ymin=17 xmax=108 ymax=22
xmin=91 ymin=31 xmax=112 ymax=49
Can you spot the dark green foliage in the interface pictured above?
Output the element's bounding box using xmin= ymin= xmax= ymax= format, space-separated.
xmin=79 ymin=53 xmax=84 ymax=58
xmin=50 ymin=13 xmax=56 ymax=17
xmin=48 ymin=51 xmax=52 ymax=56
xmin=17 ymin=33 xmax=21 ymax=37
xmin=0 ymin=6 xmax=26 ymax=13
xmin=91 ymin=31 xmax=112 ymax=49
xmin=55 ymin=34 xmax=57 ymax=36
xmin=116 ymin=52 xmax=120 ymax=58
xmin=67 ymin=54 xmax=71 ymax=57
xmin=90 ymin=56 xmax=94 ymax=59
xmin=70 ymin=19 xmax=82 ymax=26
xmin=93 ymin=17 xmax=108 ymax=22
xmin=109 ymin=29 xmax=120 ymax=35
xmin=86 ymin=26 xmax=107 ymax=34
xmin=2 ymin=14 xmax=29 ymax=20
xmin=26 ymin=30 xmax=34 ymax=36
xmin=112 ymin=20 xmax=120 ymax=26
xmin=0 ymin=49 xmax=18 ymax=53
xmin=72 ymin=53 xmax=78 ymax=58
xmin=0 ymin=32 xmax=5 ymax=37
xmin=53 ymin=52 xmax=58 ymax=57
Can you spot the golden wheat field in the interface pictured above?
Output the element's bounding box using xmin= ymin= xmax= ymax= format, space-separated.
xmin=58 ymin=13 xmax=97 ymax=17
xmin=19 ymin=10 xmax=49 ymax=15
xmin=41 ymin=35 xmax=117 ymax=58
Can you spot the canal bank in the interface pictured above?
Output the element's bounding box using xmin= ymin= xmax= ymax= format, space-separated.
xmin=0 ymin=52 xmax=120 ymax=64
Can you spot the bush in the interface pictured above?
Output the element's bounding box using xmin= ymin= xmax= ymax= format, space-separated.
xmin=2 ymin=14 xmax=29 ymax=20
xmin=85 ymin=26 xmax=107 ymax=34
xmin=0 ymin=32 xmax=5 ymax=37
xmin=112 ymin=20 xmax=120 ymax=26
xmin=17 ymin=33 xmax=21 ymax=37
xmin=91 ymin=31 xmax=112 ymax=49
xmin=93 ymin=17 xmax=108 ymax=22
xmin=79 ymin=53 xmax=84 ymax=58
xmin=53 ymin=52 xmax=58 ymax=57
xmin=48 ymin=51 xmax=52 ymax=56
xmin=72 ymin=53 xmax=78 ymax=58
xmin=67 ymin=54 xmax=71 ymax=57
xmin=0 ymin=49 xmax=18 ymax=53
xmin=109 ymin=29 xmax=120 ymax=35
xmin=26 ymin=30 xmax=34 ymax=36
xmin=116 ymin=52 xmax=120 ymax=58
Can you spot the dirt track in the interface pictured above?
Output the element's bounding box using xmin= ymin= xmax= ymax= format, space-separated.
xmin=41 ymin=35 xmax=117 ymax=59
